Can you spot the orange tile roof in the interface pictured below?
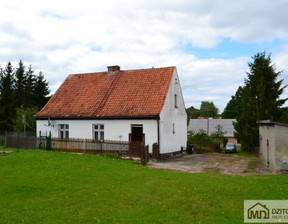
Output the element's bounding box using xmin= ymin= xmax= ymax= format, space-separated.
xmin=35 ymin=66 xmax=175 ymax=119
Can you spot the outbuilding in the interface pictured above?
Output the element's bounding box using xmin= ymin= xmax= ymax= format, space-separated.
xmin=258 ymin=120 xmax=288 ymax=171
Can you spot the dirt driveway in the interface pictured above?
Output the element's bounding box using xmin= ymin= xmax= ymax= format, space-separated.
xmin=147 ymin=153 xmax=277 ymax=175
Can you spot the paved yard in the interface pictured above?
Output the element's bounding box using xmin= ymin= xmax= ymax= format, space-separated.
xmin=147 ymin=153 xmax=278 ymax=175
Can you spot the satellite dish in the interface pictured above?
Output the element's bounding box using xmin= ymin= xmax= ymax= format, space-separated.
xmin=44 ymin=117 xmax=54 ymax=127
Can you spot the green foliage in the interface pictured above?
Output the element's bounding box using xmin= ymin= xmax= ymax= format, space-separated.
xmin=279 ymin=107 xmax=288 ymax=123
xmin=234 ymin=52 xmax=287 ymax=151
xmin=0 ymin=62 xmax=16 ymax=131
xmin=188 ymin=128 xmax=223 ymax=152
xmin=13 ymin=106 xmax=38 ymax=133
xmin=222 ymin=87 xmax=243 ymax=119
xmin=0 ymin=61 xmax=50 ymax=131
xmin=210 ymin=124 xmax=227 ymax=145
xmin=186 ymin=106 xmax=200 ymax=120
xmin=193 ymin=129 xmax=210 ymax=143
xmin=199 ymin=101 xmax=219 ymax=117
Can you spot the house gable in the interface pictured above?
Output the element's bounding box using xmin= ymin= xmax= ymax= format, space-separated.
xmin=159 ymin=68 xmax=187 ymax=153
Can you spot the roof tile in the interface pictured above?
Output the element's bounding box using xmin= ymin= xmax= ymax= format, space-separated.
xmin=35 ymin=67 xmax=175 ymax=119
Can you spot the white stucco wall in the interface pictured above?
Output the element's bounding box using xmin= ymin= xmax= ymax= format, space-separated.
xmin=275 ymin=125 xmax=288 ymax=170
xmin=259 ymin=124 xmax=276 ymax=170
xmin=159 ymin=68 xmax=187 ymax=154
xmin=259 ymin=123 xmax=288 ymax=171
xmin=37 ymin=119 xmax=158 ymax=152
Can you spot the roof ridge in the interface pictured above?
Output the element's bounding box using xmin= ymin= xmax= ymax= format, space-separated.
xmin=69 ymin=66 xmax=176 ymax=76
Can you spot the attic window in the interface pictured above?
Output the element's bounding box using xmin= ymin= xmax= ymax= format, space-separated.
xmin=174 ymin=94 xmax=178 ymax=108
xmin=175 ymin=78 xmax=178 ymax=84
xmin=173 ymin=123 xmax=175 ymax=134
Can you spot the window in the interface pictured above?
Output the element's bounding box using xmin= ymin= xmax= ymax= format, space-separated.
xmin=173 ymin=123 xmax=175 ymax=134
xmin=93 ymin=124 xmax=104 ymax=141
xmin=175 ymin=77 xmax=178 ymax=84
xmin=59 ymin=124 xmax=69 ymax=139
xmin=174 ymin=94 xmax=178 ymax=108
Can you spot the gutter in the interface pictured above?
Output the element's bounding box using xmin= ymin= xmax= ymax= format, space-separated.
xmin=35 ymin=115 xmax=160 ymax=120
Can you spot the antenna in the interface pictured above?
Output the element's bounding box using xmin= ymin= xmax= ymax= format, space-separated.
xmin=44 ymin=117 xmax=54 ymax=127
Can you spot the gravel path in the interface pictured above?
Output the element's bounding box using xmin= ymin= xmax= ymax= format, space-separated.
xmin=147 ymin=153 xmax=278 ymax=175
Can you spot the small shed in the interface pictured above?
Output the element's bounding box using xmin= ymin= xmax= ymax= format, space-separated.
xmin=258 ymin=120 xmax=288 ymax=171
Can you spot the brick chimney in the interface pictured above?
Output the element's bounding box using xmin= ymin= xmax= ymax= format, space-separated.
xmin=107 ymin=65 xmax=120 ymax=73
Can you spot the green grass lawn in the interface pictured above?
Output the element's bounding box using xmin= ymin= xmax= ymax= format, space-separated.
xmin=0 ymin=149 xmax=287 ymax=224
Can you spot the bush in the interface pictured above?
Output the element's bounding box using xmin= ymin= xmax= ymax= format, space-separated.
xmin=0 ymin=138 xmax=4 ymax=146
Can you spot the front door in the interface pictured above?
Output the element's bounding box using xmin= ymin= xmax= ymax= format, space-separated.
xmin=131 ymin=125 xmax=143 ymax=143
xmin=129 ymin=125 xmax=145 ymax=155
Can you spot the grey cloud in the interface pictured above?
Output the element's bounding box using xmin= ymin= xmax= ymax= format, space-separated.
xmin=1 ymin=22 xmax=32 ymax=40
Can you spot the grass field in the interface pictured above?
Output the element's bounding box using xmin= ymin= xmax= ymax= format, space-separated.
xmin=0 ymin=149 xmax=287 ymax=223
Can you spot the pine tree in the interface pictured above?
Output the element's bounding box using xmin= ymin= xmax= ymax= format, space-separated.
xmin=234 ymin=52 xmax=287 ymax=151
xmin=222 ymin=87 xmax=243 ymax=119
xmin=24 ymin=65 xmax=36 ymax=108
xmin=15 ymin=60 xmax=26 ymax=108
xmin=33 ymin=71 xmax=50 ymax=109
xmin=0 ymin=62 xmax=15 ymax=131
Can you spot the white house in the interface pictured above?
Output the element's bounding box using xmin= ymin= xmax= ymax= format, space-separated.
xmin=35 ymin=66 xmax=187 ymax=155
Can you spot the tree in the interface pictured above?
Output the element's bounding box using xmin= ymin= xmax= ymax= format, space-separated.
xmin=199 ymin=101 xmax=219 ymax=117
xmin=234 ymin=52 xmax=287 ymax=151
xmin=33 ymin=71 xmax=50 ymax=109
xmin=0 ymin=62 xmax=15 ymax=131
xmin=13 ymin=106 xmax=38 ymax=133
xmin=210 ymin=124 xmax=227 ymax=145
xmin=222 ymin=87 xmax=243 ymax=119
xmin=15 ymin=60 xmax=26 ymax=108
xmin=24 ymin=65 xmax=36 ymax=108
xmin=0 ymin=60 xmax=50 ymax=132
xmin=193 ymin=129 xmax=210 ymax=151
xmin=186 ymin=106 xmax=200 ymax=124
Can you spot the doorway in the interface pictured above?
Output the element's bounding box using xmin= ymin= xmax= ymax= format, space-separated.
xmin=130 ymin=125 xmax=144 ymax=143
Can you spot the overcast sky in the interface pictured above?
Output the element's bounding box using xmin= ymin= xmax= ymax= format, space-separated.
xmin=1 ymin=0 xmax=288 ymax=112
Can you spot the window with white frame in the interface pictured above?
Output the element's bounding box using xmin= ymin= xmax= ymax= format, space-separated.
xmin=93 ymin=124 xmax=104 ymax=141
xmin=59 ymin=124 xmax=69 ymax=139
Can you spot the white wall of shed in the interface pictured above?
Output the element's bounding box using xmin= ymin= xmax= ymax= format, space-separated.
xmin=275 ymin=125 xmax=288 ymax=170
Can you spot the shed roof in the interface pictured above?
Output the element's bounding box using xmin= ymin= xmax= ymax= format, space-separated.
xmin=35 ymin=66 xmax=175 ymax=119
xmin=188 ymin=119 xmax=236 ymax=137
